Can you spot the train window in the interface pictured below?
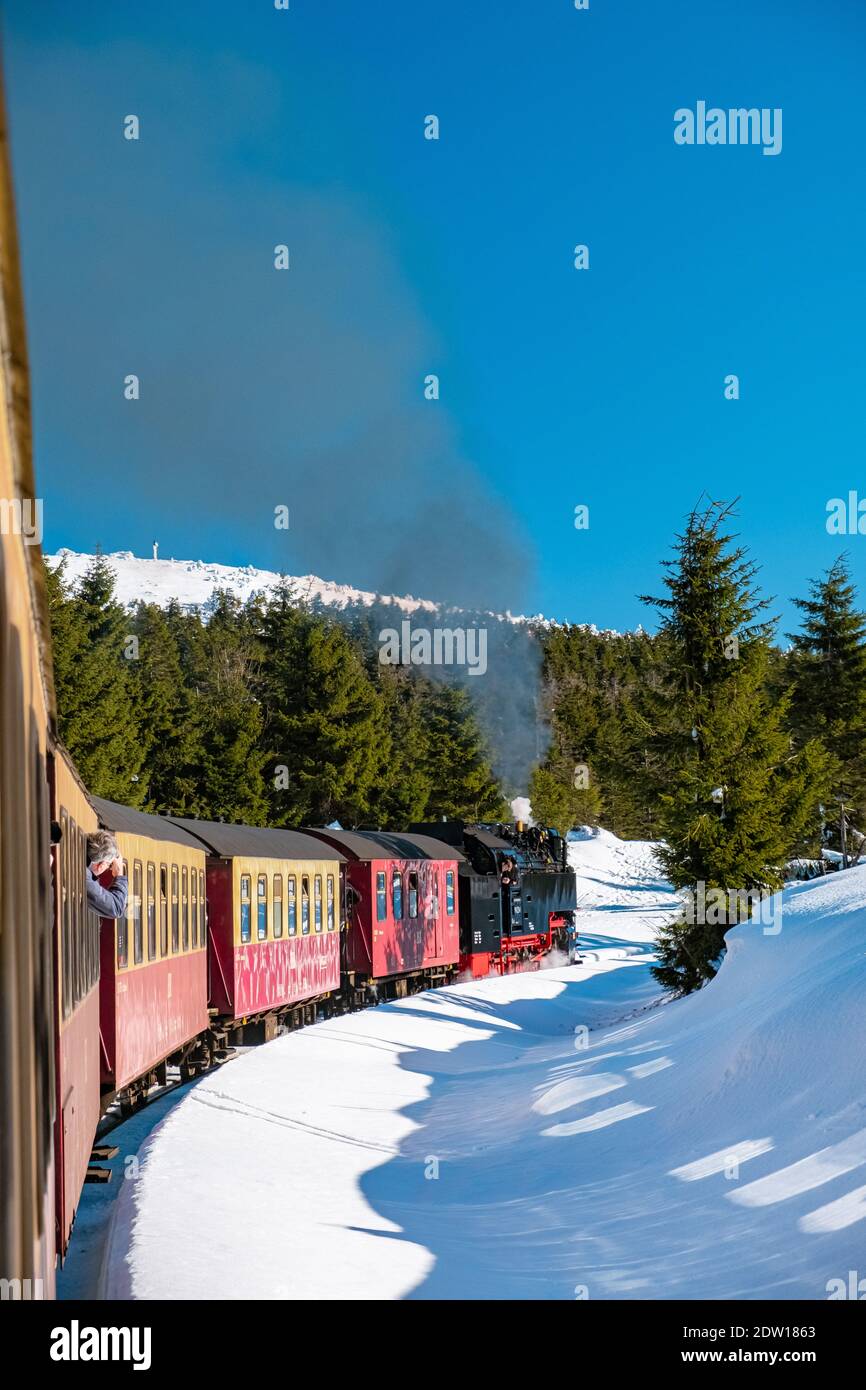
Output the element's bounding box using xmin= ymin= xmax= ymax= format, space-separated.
xmin=147 ymin=863 xmax=156 ymax=960
xmin=75 ymin=824 xmax=84 ymax=1007
xmin=287 ymin=876 xmax=297 ymax=936
xmin=392 ymin=870 xmax=403 ymax=921
xmin=431 ymin=871 xmax=440 ymax=919
xmin=133 ymin=862 xmax=143 ymax=964
xmin=314 ymin=875 xmax=322 ymax=932
xmin=182 ymin=866 xmax=189 ymax=950
xmin=159 ymin=866 xmax=168 ymax=957
xmin=191 ymin=869 xmax=198 ymax=949
xmin=257 ymin=874 xmax=268 ymax=940
xmin=376 ymin=871 xmax=387 ymax=921
xmin=273 ymin=875 xmax=283 ymax=938
xmin=117 ymin=881 xmax=128 ymax=969
xmin=301 ymin=876 xmax=310 ymax=935
xmin=171 ymin=865 xmax=180 ymax=953
xmin=446 ymin=870 xmax=455 ymax=915
xmin=408 ymin=871 xmax=419 ymax=919
xmin=200 ymin=871 xmax=206 ymax=946
xmin=327 ymin=874 xmax=335 ymax=931
xmin=240 ymin=874 xmax=251 ymax=943
xmin=60 ymin=809 xmax=70 ymax=1017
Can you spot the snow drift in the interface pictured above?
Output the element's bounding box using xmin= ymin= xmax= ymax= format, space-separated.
xmin=100 ymin=829 xmax=866 ymax=1301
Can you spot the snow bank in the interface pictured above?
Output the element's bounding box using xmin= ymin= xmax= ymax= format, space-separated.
xmin=100 ymin=831 xmax=866 ymax=1301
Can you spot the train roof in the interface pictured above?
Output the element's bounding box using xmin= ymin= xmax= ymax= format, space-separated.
xmin=91 ymin=797 xmax=208 ymax=850
xmin=305 ymin=828 xmax=465 ymax=862
xmin=361 ymin=831 xmax=466 ymax=861
xmin=410 ymin=820 xmax=512 ymax=851
xmin=166 ymin=817 xmax=345 ymax=861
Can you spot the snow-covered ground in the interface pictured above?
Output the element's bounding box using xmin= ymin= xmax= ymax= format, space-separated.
xmin=80 ymin=828 xmax=866 ymax=1301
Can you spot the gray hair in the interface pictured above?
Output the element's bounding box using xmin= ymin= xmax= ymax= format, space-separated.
xmin=87 ymin=830 xmax=119 ymax=866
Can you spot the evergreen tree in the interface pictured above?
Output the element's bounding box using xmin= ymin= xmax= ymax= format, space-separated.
xmin=46 ymin=554 xmax=147 ymax=804
xmin=260 ymin=584 xmax=388 ymax=826
xmin=422 ymin=682 xmax=507 ymax=820
xmin=786 ymin=556 xmax=866 ymax=847
xmin=367 ymin=666 xmax=434 ymax=827
xmin=528 ymin=759 xmax=601 ymax=835
xmin=130 ymin=603 xmax=204 ymax=815
xmin=194 ymin=590 xmax=270 ymax=823
xmin=644 ymin=501 xmax=831 ymax=994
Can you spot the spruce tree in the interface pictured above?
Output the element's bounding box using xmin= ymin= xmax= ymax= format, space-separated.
xmin=644 ymin=501 xmax=831 ymax=994
xmin=422 ymin=682 xmax=507 ymax=821
xmin=260 ymin=584 xmax=388 ymax=826
xmin=786 ymin=556 xmax=866 ymax=847
xmin=194 ymin=590 xmax=270 ymax=823
xmin=46 ymin=554 xmax=147 ymax=804
xmin=528 ymin=759 xmax=601 ymax=835
xmin=130 ymin=603 xmax=205 ymax=815
xmin=367 ymin=666 xmax=434 ymax=827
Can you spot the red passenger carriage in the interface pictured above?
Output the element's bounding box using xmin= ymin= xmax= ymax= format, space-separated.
xmin=91 ymin=798 xmax=209 ymax=1110
xmin=303 ymin=829 xmax=462 ymax=1003
xmin=168 ymin=819 xmax=345 ymax=1039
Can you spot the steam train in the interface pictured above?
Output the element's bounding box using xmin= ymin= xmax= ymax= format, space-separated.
xmin=0 ymin=86 xmax=578 ymax=1297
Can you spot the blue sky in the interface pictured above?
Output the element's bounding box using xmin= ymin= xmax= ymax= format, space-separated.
xmin=3 ymin=0 xmax=866 ymax=631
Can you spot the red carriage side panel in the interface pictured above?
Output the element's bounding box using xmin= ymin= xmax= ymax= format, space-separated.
xmin=107 ymin=950 xmax=208 ymax=1094
xmin=373 ymin=856 xmax=460 ymax=977
xmin=344 ymin=862 xmax=375 ymax=976
xmin=98 ymin=921 xmax=116 ymax=1078
xmin=206 ymin=854 xmax=341 ymax=1025
xmin=88 ymin=799 xmax=212 ymax=1099
xmin=232 ymin=934 xmax=340 ymax=1018
xmin=205 ymin=860 xmax=235 ymax=1016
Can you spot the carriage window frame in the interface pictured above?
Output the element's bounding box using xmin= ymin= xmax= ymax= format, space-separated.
xmin=182 ymin=865 xmax=190 ymax=951
xmin=376 ymin=870 xmax=387 ymax=921
xmin=60 ymin=809 xmax=70 ymax=1017
xmin=392 ymin=870 xmax=403 ymax=922
xmin=171 ymin=864 xmax=180 ymax=953
xmin=408 ymin=870 xmax=419 ymax=919
xmin=314 ymin=875 xmax=323 ymax=933
xmin=74 ymin=824 xmax=84 ymax=1007
xmin=191 ymin=868 xmax=198 ymax=949
xmin=240 ymin=874 xmax=252 ymax=943
xmin=200 ymin=871 xmax=206 ymax=946
xmin=156 ymin=864 xmax=166 ymax=957
xmin=287 ymin=875 xmax=297 ymax=936
xmin=327 ymin=874 xmax=335 ymax=931
xmin=301 ymin=876 xmax=310 ymax=935
xmin=273 ymin=874 xmax=283 ymax=938
xmin=117 ymin=868 xmax=129 ymax=969
xmin=257 ymin=874 xmax=268 ymax=940
xmin=147 ymin=862 xmax=157 ymax=961
xmin=132 ymin=860 xmax=143 ymax=965
xmin=446 ymin=869 xmax=455 ymax=915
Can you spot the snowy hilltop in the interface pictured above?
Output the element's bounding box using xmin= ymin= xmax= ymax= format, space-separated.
xmin=46 ymin=548 xmax=625 ymax=636
xmin=47 ymin=549 xmax=542 ymax=627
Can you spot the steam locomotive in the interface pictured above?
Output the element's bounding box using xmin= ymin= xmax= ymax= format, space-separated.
xmin=413 ymin=820 xmax=578 ymax=976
